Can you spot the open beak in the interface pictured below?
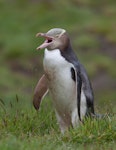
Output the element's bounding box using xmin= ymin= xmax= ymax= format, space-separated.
xmin=36 ymin=33 xmax=53 ymax=50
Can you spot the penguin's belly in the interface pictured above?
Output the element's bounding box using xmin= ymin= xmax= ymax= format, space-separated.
xmin=43 ymin=49 xmax=77 ymax=117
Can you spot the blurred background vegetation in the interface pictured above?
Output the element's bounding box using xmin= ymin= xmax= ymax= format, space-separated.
xmin=0 ymin=0 xmax=116 ymax=113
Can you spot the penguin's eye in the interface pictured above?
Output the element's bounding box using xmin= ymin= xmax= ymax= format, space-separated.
xmin=55 ymin=35 xmax=59 ymax=38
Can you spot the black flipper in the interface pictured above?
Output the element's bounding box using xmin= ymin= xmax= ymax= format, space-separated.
xmin=77 ymin=72 xmax=82 ymax=121
xmin=71 ymin=67 xmax=82 ymax=121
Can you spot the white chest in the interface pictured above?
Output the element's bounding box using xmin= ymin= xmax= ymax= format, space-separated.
xmin=43 ymin=49 xmax=77 ymax=112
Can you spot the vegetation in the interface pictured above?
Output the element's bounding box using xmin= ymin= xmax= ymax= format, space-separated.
xmin=0 ymin=96 xmax=116 ymax=150
xmin=0 ymin=0 xmax=116 ymax=149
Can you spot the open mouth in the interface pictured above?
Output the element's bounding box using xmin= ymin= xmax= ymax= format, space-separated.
xmin=36 ymin=33 xmax=53 ymax=50
xmin=47 ymin=39 xmax=52 ymax=43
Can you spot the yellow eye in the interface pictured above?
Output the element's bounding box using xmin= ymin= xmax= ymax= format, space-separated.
xmin=55 ymin=35 xmax=59 ymax=38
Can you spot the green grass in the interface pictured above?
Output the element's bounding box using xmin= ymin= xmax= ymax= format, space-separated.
xmin=0 ymin=0 xmax=116 ymax=149
xmin=0 ymin=97 xmax=116 ymax=150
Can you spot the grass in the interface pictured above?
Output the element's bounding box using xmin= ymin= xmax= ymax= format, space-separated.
xmin=0 ymin=0 xmax=116 ymax=149
xmin=0 ymin=97 xmax=116 ymax=150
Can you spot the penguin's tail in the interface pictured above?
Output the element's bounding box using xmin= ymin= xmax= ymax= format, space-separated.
xmin=85 ymin=110 xmax=113 ymax=119
xmin=91 ymin=113 xmax=113 ymax=119
xmin=91 ymin=113 xmax=104 ymax=119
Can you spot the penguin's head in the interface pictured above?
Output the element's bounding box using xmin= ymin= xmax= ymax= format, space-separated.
xmin=36 ymin=28 xmax=70 ymax=50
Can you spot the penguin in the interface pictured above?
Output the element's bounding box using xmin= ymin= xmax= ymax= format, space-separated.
xmin=33 ymin=28 xmax=95 ymax=133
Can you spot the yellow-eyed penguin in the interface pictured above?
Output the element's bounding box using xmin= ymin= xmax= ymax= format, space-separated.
xmin=33 ymin=28 xmax=95 ymax=133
